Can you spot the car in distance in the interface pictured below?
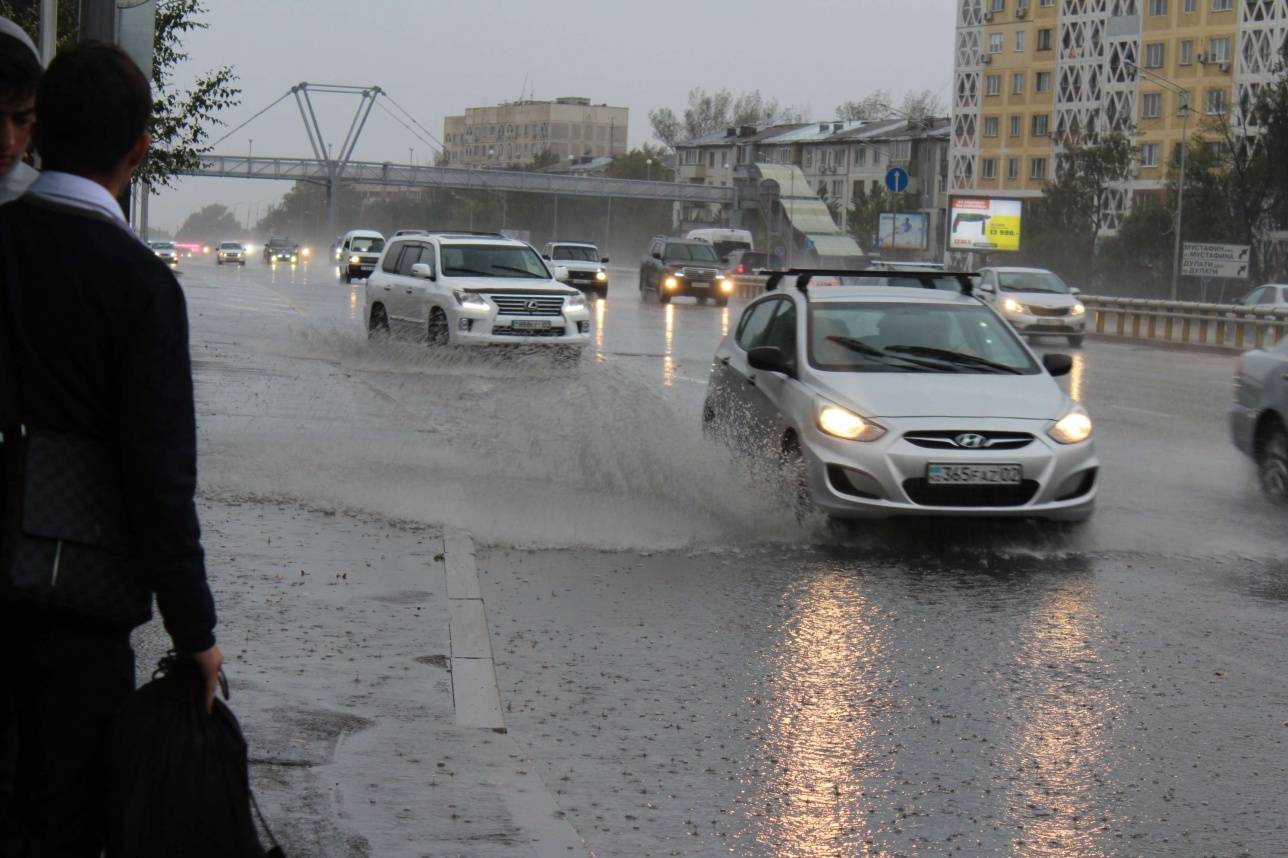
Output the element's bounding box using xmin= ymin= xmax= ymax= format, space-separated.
xmin=702 ymin=270 xmax=1097 ymax=521
xmin=639 ymin=236 xmax=735 ymax=306
xmin=215 ymin=240 xmax=246 ymax=265
xmin=1233 ymin=284 xmax=1288 ymax=312
xmin=263 ymin=236 xmax=300 ymax=265
xmin=149 ymin=240 xmax=179 ymax=267
xmin=337 ymin=229 xmax=385 ymax=283
xmin=364 ymin=231 xmax=591 ymax=353
xmin=542 ymin=241 xmax=609 ymax=299
xmin=686 ymin=227 xmax=754 ymax=259
xmin=976 ymin=266 xmax=1087 ymax=347
xmin=1230 ymin=335 xmax=1288 ymax=503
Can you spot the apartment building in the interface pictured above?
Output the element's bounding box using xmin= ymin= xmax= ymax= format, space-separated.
xmin=951 ymin=0 xmax=1288 ymax=227
xmin=442 ymin=97 xmax=628 ymax=167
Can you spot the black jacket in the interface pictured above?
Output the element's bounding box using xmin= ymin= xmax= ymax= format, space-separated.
xmin=0 ymin=195 xmax=215 ymax=651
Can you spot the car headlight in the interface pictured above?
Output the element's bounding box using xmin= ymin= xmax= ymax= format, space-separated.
xmin=349 ymin=255 xmax=360 ymax=264
xmin=1003 ymin=297 xmax=1027 ymax=314
xmin=817 ymin=403 xmax=886 ymax=442
xmin=301 ymin=247 xmax=311 ymax=257
xmin=595 ymin=270 xmax=607 ymax=282
xmin=291 ymin=255 xmax=298 ymax=262
xmin=1049 ymin=408 xmax=1093 ymax=444
xmin=1071 ymin=302 xmax=1086 ymax=316
xmin=452 ymin=290 xmax=490 ymax=311
xmin=718 ymin=277 xmax=734 ymax=293
xmin=565 ymin=292 xmax=586 ymax=310
xmin=664 ymin=276 xmax=679 ymax=290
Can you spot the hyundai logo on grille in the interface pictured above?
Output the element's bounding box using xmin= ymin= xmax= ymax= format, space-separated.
xmin=955 ymin=433 xmax=989 ymax=449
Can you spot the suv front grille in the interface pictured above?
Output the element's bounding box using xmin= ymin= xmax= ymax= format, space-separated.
xmin=1028 ymin=305 xmax=1071 ymax=317
xmin=489 ymin=295 xmax=565 ymax=316
xmin=681 ymin=267 xmax=719 ymax=280
xmin=903 ymin=431 xmax=1034 ymax=451
xmin=903 ymin=479 xmax=1039 ymax=507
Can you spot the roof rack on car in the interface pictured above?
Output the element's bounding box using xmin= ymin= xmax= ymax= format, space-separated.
xmin=763 ymin=268 xmax=976 ymax=298
xmin=427 ymin=230 xmax=508 ymax=239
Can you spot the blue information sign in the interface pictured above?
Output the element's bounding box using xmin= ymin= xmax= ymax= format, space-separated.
xmin=885 ymin=167 xmax=910 ymax=194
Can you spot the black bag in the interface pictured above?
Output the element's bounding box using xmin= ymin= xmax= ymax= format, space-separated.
xmin=0 ymin=263 xmax=151 ymax=627
xmin=107 ymin=656 xmax=284 ymax=858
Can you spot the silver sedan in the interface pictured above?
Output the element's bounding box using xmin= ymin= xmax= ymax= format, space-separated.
xmin=1230 ymin=336 xmax=1288 ymax=502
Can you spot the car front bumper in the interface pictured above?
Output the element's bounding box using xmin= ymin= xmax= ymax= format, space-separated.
xmin=803 ymin=417 xmax=1099 ymax=521
xmin=662 ymin=278 xmax=736 ymax=299
xmin=1229 ymin=402 xmax=1259 ymax=458
xmin=1003 ymin=310 xmax=1086 ymax=334
xmin=451 ymin=310 xmax=592 ymax=347
xmin=346 ymin=259 xmax=378 ymax=276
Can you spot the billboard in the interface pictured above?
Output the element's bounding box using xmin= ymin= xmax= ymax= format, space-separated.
xmin=878 ymin=212 xmax=930 ymax=250
xmin=950 ymin=197 xmax=1023 ymax=252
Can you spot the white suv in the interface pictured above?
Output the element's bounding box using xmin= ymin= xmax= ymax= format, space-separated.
xmin=364 ymin=232 xmax=592 ymax=350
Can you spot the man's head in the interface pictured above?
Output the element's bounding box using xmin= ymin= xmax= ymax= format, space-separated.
xmin=0 ymin=21 xmax=41 ymax=178
xmin=36 ymin=41 xmax=151 ymax=189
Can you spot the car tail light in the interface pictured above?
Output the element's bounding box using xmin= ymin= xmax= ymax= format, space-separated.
xmin=736 ymin=264 xmax=745 ymax=274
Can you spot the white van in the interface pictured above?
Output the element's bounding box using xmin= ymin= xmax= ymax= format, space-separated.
xmin=337 ymin=229 xmax=386 ymax=283
xmin=685 ymin=228 xmax=754 ymax=260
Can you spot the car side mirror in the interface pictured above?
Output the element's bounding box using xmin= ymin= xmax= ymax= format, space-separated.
xmin=1043 ymin=353 xmax=1073 ymax=377
xmin=601 ymin=257 xmax=610 ymax=264
xmin=747 ymin=346 xmax=794 ymax=376
xmin=978 ymin=283 xmax=995 ymax=294
xmin=1070 ymin=287 xmax=1081 ymax=296
xmin=542 ymin=254 xmax=551 ymax=260
xmin=554 ymin=265 xmax=570 ymax=282
xmin=410 ymin=262 xmax=435 ymax=280
xmin=652 ymin=252 xmax=662 ymax=260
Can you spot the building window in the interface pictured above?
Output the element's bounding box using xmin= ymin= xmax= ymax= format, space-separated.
xmin=1184 ymin=0 xmax=1195 ymax=9
xmin=1142 ymin=92 xmax=1163 ymax=117
xmin=708 ymin=151 xmax=716 ymax=168
xmin=1036 ymin=71 xmax=1052 ymax=92
xmin=1141 ymin=143 xmax=1160 ymax=167
xmin=1180 ymin=40 xmax=1194 ymax=64
xmin=1009 ymin=115 xmax=1022 ymax=137
xmin=1206 ymin=88 xmax=1228 ymax=114
xmin=987 ymin=74 xmax=1002 ymax=96
xmin=1212 ymin=0 xmax=1232 ymax=10
xmin=856 ymin=147 xmax=866 ymax=166
xmin=989 ymin=32 xmax=1004 ymax=53
xmin=983 ymin=158 xmax=998 ymax=179
xmin=1008 ymin=157 xmax=1020 ymax=179
xmin=992 ymin=0 xmax=1005 ymax=9
xmin=1015 ymin=30 xmax=1025 ymax=52
xmin=1032 ymin=114 xmax=1049 ymax=136
xmin=721 ymin=151 xmax=728 ymax=166
xmin=1148 ymin=0 xmax=1167 ymax=14
xmin=1037 ymin=28 xmax=1053 ymax=51
xmin=833 ymin=180 xmax=843 ymax=198
xmin=1012 ymin=72 xmax=1025 ymax=94
xmin=1145 ymin=43 xmax=1165 ymax=67
xmin=1040 ymin=0 xmax=1054 ymax=5
xmin=1031 ymin=158 xmax=1048 ymax=179
xmin=984 ymin=116 xmax=1000 ymax=136
xmin=1209 ymin=37 xmax=1230 ymax=63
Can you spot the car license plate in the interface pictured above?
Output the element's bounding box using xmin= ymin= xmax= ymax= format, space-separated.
xmin=511 ymin=319 xmax=550 ymax=331
xmin=691 ymin=281 xmax=710 ymax=289
xmin=926 ymin=464 xmax=1022 ymax=485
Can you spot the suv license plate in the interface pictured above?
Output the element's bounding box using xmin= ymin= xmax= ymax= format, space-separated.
xmin=926 ymin=464 xmax=1022 ymax=485
xmin=511 ymin=319 xmax=551 ymax=331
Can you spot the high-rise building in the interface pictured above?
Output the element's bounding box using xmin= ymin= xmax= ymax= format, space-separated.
xmin=442 ymin=97 xmax=628 ymax=168
xmin=951 ymin=0 xmax=1288 ymax=229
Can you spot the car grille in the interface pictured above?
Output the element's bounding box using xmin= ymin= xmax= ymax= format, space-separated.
xmin=491 ymin=326 xmax=566 ymax=338
xmin=903 ymin=431 xmax=1034 ymax=451
xmin=1029 ymin=305 xmax=1071 ymax=317
xmin=565 ymin=270 xmax=598 ymax=281
xmin=903 ymin=478 xmax=1039 ymax=507
xmin=490 ymin=295 xmax=565 ymax=316
xmin=682 ymin=267 xmax=719 ymax=280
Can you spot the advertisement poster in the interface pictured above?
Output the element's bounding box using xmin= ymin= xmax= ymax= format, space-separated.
xmin=879 ymin=212 xmax=929 ymax=250
xmin=949 ymin=197 xmax=1023 ymax=252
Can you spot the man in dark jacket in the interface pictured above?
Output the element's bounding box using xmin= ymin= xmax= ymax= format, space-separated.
xmin=0 ymin=42 xmax=221 ymax=857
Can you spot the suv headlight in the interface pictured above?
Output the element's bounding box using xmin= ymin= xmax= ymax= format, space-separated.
xmin=349 ymin=255 xmax=360 ymax=264
xmin=1003 ymin=297 xmax=1027 ymax=314
xmin=1049 ymin=407 xmax=1093 ymax=444
xmin=595 ymin=270 xmax=607 ymax=282
xmin=565 ymin=292 xmax=586 ymax=310
xmin=1071 ymin=302 xmax=1086 ymax=316
xmin=452 ymin=290 xmax=490 ymax=312
xmin=817 ymin=403 xmax=886 ymax=442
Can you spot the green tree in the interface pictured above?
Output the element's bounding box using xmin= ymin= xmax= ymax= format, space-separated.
xmin=176 ymin=202 xmax=240 ymax=240
xmin=605 ymin=145 xmax=673 ymax=181
xmin=846 ymin=186 xmax=888 ymax=252
xmin=649 ymin=87 xmax=801 ymax=147
xmin=1097 ymin=195 xmax=1174 ymax=297
xmin=836 ymin=90 xmax=947 ymax=122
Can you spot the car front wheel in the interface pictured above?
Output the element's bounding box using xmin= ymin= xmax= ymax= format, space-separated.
xmin=1257 ymin=421 xmax=1288 ymax=504
xmin=427 ymin=308 xmax=450 ymax=347
xmin=368 ymin=304 xmax=390 ymax=340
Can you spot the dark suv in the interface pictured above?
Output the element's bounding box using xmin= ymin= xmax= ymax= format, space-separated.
xmin=639 ymin=237 xmax=734 ymax=306
xmin=263 ymin=236 xmax=300 ymax=265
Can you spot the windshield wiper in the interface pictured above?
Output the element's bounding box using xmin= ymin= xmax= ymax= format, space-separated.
xmin=884 ymin=345 xmax=1023 ymax=374
xmin=825 ymin=336 xmax=947 ymax=372
xmin=490 ymin=265 xmax=546 ymax=278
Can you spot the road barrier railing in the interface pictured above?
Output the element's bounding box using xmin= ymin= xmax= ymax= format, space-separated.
xmin=1081 ymin=296 xmax=1288 ymax=350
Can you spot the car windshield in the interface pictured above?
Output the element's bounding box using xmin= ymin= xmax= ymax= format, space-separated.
xmin=553 ymin=246 xmax=599 ymax=262
xmin=997 ymin=271 xmax=1071 ymax=294
xmin=440 ymin=244 xmax=550 ymax=278
xmin=153 ymin=242 xmax=175 ymax=250
xmin=809 ymin=302 xmax=1038 ymax=374
xmin=219 ymin=242 xmax=242 ymax=250
xmin=351 ymin=237 xmax=384 ymax=253
xmin=712 ymin=240 xmax=752 ymax=257
xmin=665 ymin=243 xmax=719 ymax=262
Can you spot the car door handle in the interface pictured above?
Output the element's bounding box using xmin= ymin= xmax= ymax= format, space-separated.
xmin=383 ymin=285 xmax=391 ymax=291
xmin=746 ymin=375 xmax=757 ymax=387
xmin=719 ymin=357 xmax=730 ymax=366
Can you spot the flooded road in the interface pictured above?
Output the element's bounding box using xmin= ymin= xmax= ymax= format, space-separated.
xmin=181 ymin=260 xmax=1288 ymax=856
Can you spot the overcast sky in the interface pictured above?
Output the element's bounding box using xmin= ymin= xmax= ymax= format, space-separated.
xmin=150 ymin=0 xmax=954 ymax=233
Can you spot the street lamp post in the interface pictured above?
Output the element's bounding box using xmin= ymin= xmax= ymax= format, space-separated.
xmin=646 ymin=158 xmax=654 ymax=182
xmin=1124 ymin=59 xmax=1191 ymax=301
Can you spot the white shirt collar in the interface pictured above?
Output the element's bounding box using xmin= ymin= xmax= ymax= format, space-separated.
xmin=27 ymin=170 xmax=130 ymax=229
xmin=0 ymin=161 xmax=38 ymax=205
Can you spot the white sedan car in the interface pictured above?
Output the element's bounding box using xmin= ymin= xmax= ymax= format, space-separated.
xmin=977 ymin=267 xmax=1087 ymax=347
xmin=703 ymin=271 xmax=1098 ymax=521
xmin=364 ymin=232 xmax=591 ymax=351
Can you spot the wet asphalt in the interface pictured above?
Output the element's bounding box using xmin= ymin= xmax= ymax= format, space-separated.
xmin=172 ymin=259 xmax=1286 ymax=856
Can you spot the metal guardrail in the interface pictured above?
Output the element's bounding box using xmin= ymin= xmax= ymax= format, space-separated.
xmin=1081 ymin=296 xmax=1288 ymax=350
